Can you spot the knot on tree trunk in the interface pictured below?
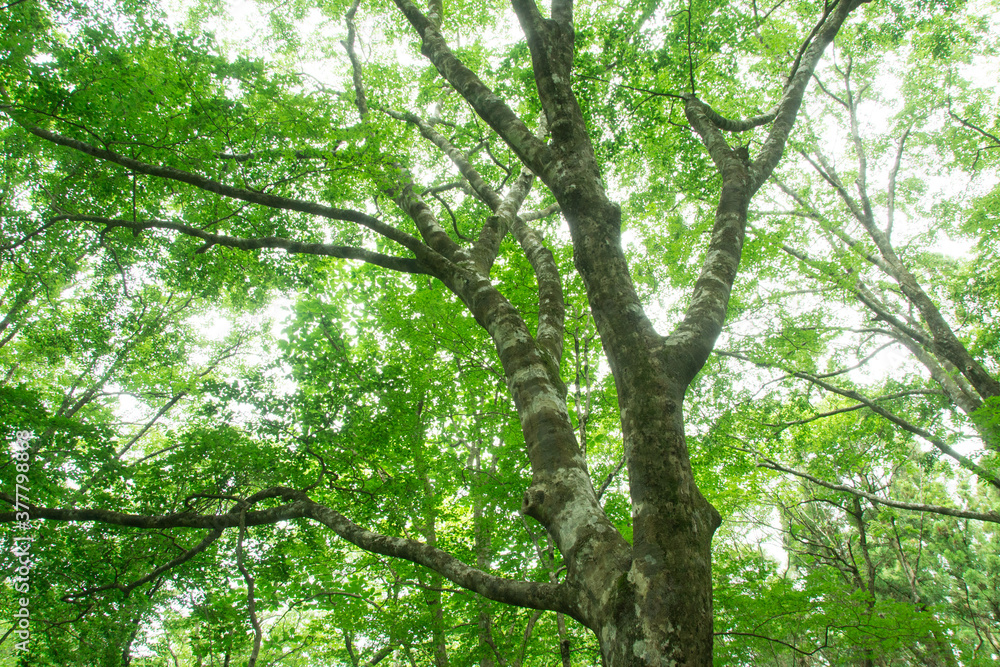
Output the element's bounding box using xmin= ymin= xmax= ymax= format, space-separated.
xmin=521 ymin=487 xmax=546 ymax=519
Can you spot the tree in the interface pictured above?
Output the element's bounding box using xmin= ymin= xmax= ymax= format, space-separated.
xmin=0 ymin=0 xmax=996 ymax=664
xmin=684 ymin=9 xmax=1000 ymax=662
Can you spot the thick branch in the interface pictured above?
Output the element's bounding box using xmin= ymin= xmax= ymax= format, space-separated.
xmin=697 ymin=103 xmax=779 ymax=133
xmin=391 ymin=0 xmax=552 ymax=177
xmin=0 ymin=490 xmax=576 ymax=619
xmin=753 ymin=0 xmax=873 ymax=190
xmin=392 ymin=177 xmax=469 ymax=262
xmin=510 ymin=214 xmax=565 ymax=362
xmin=668 ymin=97 xmax=755 ymax=383
xmin=0 ymin=495 xmax=312 ymax=529
xmin=804 ymin=140 xmax=1000 ymax=401
xmin=521 ymin=203 xmax=560 ymax=222
xmin=342 ymin=0 xmax=368 ymax=117
xmin=676 ymin=0 xmax=871 ymax=381
xmin=855 ymin=215 xmax=1000 ymax=402
xmin=338 ymin=24 xmax=471 ymax=271
xmin=300 ymin=502 xmax=576 ymax=618
xmin=510 ymin=0 xmax=579 ymax=154
xmin=888 ymin=330 xmax=983 ymax=416
xmin=471 ymin=169 xmax=531 ymax=274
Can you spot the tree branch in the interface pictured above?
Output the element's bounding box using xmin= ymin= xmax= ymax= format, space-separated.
xmin=381 ymin=107 xmax=502 ymax=211
xmin=62 ymin=528 xmax=225 ymax=600
xmin=748 ymin=451 xmax=1000 ymax=524
xmin=62 ymin=215 xmax=430 ymax=274
xmin=763 ymin=390 xmax=942 ymax=430
xmin=391 ymin=0 xmax=551 ymax=176
xmin=948 ymin=109 xmax=1000 ymax=147
xmin=237 ymin=511 xmax=264 ymax=667
xmin=886 ymin=124 xmax=911 ymax=239
xmin=694 ymin=101 xmax=780 ymax=133
xmin=769 ymin=237 xmax=936 ymax=351
xmin=302 ymin=502 xmax=578 ymax=619
xmin=471 ymin=169 xmax=531 ymax=274
xmin=753 ymin=0 xmax=873 ymax=190
xmin=771 ymin=179 xmax=893 ymax=274
xmin=342 ymin=0 xmax=368 ymax=117
xmin=0 ymin=489 xmax=577 ymax=619
xmin=510 ymin=214 xmax=565 ymax=362
xmin=717 ymin=350 xmax=1000 ymax=490
xmin=0 ymin=104 xmax=428 ymax=258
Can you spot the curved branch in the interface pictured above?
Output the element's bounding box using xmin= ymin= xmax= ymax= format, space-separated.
xmin=800 ymin=150 xmax=870 ymax=228
xmin=0 ymin=490 xmax=576 ymax=619
xmin=521 ymin=203 xmax=560 ymax=222
xmin=337 ymin=19 xmax=470 ymax=269
xmin=0 ymin=217 xmax=61 ymax=252
xmin=716 ymin=629 xmax=831 ymax=657
xmin=771 ymin=179 xmax=893 ymax=275
xmin=393 ymin=177 xmax=469 ymax=262
xmin=763 ymin=389 xmax=942 ymax=430
xmin=302 ymin=497 xmax=577 ymax=619
xmin=596 ymin=455 xmax=626 ymax=500
xmin=63 ymin=215 xmax=430 ymax=274
xmin=718 ymin=350 xmax=1000 ymax=490
xmin=63 ymin=528 xmax=225 ymax=600
xmin=0 ymin=104 xmax=428 ymax=257
xmin=751 ymin=453 xmax=1000 ymax=524
xmin=698 ymin=101 xmax=780 ymax=133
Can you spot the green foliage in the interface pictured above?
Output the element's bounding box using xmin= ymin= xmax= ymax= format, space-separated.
xmin=1 ymin=0 xmax=998 ymax=663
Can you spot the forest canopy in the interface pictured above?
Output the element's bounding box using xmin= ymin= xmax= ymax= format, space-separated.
xmin=1 ymin=0 xmax=999 ymax=664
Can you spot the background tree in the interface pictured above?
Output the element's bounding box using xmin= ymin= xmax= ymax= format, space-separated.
xmin=685 ymin=3 xmax=1000 ymax=662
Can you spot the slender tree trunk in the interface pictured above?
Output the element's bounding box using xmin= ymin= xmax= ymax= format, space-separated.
xmin=413 ymin=405 xmax=449 ymax=667
xmin=471 ymin=440 xmax=496 ymax=667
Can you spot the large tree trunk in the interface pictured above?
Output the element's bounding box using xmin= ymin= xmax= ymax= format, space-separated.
xmin=558 ymin=198 xmax=724 ymax=665
xmin=393 ymin=0 xmax=869 ymax=660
